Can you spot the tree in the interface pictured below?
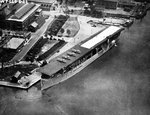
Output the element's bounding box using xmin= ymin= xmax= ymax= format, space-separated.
xmin=66 ymin=29 xmax=71 ymax=36
xmin=60 ymin=28 xmax=65 ymax=34
xmin=87 ymin=0 xmax=95 ymax=16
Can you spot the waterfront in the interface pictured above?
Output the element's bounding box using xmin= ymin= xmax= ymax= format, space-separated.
xmin=0 ymin=11 xmax=150 ymax=115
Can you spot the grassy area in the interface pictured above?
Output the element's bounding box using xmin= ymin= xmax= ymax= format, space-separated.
xmin=47 ymin=15 xmax=69 ymax=36
xmin=57 ymin=16 xmax=80 ymax=37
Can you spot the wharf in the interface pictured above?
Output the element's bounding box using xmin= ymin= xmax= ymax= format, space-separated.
xmin=0 ymin=71 xmax=41 ymax=89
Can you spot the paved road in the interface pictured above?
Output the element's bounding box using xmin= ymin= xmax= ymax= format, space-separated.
xmin=10 ymin=16 xmax=54 ymax=63
xmin=0 ymin=11 xmax=150 ymax=115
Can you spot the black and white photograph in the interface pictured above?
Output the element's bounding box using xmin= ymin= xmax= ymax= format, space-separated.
xmin=0 ymin=0 xmax=150 ymax=115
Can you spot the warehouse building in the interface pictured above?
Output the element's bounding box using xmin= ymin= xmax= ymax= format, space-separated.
xmin=0 ymin=2 xmax=41 ymax=31
xmin=7 ymin=3 xmax=40 ymax=31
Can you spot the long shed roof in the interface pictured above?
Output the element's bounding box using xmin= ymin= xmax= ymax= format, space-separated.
xmin=14 ymin=4 xmax=35 ymax=19
xmin=8 ymin=3 xmax=40 ymax=22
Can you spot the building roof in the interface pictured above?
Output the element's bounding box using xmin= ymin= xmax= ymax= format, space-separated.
xmin=38 ymin=26 xmax=123 ymax=76
xmin=10 ymin=3 xmax=25 ymax=11
xmin=30 ymin=21 xmax=38 ymax=28
xmin=13 ymin=3 xmax=35 ymax=19
xmin=28 ymin=0 xmax=56 ymax=4
xmin=7 ymin=3 xmax=40 ymax=22
xmin=0 ymin=3 xmax=24 ymax=17
xmin=4 ymin=37 xmax=25 ymax=49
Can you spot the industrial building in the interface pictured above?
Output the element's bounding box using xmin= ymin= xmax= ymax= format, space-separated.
xmin=0 ymin=2 xmax=41 ymax=31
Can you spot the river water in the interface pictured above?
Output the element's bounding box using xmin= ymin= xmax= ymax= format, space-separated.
xmin=1 ymin=11 xmax=150 ymax=115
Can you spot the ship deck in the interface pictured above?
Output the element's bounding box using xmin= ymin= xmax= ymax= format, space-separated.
xmin=38 ymin=26 xmax=123 ymax=76
xmin=38 ymin=45 xmax=89 ymax=76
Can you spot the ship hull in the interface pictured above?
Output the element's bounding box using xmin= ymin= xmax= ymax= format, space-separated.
xmin=41 ymin=40 xmax=117 ymax=90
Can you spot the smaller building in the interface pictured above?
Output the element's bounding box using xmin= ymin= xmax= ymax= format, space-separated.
xmin=3 ymin=37 xmax=25 ymax=50
xmin=28 ymin=10 xmax=45 ymax=32
xmin=28 ymin=21 xmax=38 ymax=32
